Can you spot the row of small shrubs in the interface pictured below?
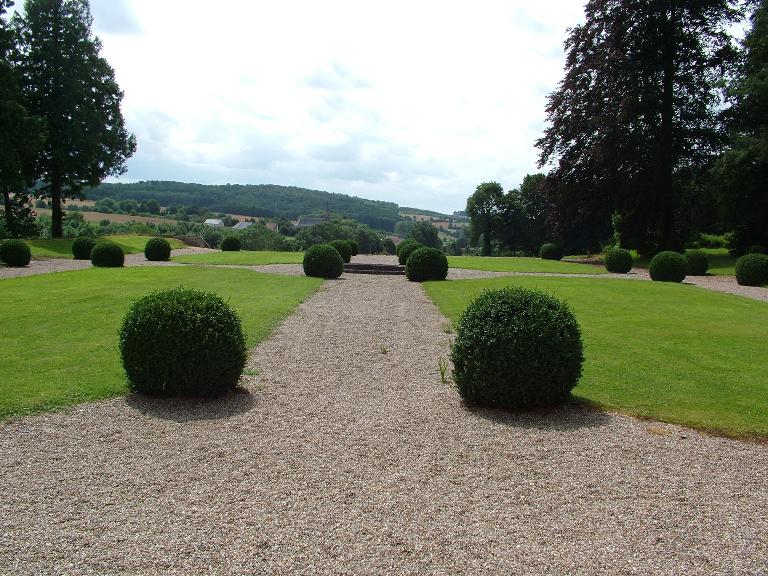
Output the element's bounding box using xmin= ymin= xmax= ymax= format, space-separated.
xmin=605 ymin=248 xmax=710 ymax=279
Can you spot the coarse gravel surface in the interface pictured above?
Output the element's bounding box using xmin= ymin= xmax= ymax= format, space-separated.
xmin=1 ymin=272 xmax=767 ymax=575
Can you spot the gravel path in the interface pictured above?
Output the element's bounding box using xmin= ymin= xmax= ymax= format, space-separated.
xmin=1 ymin=273 xmax=766 ymax=574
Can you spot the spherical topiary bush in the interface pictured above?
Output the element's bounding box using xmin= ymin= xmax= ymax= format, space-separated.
xmin=0 ymin=239 xmax=31 ymax=267
xmin=90 ymin=241 xmax=124 ymax=267
xmin=405 ymin=247 xmax=448 ymax=282
xmin=539 ymin=243 xmax=563 ymax=261
xmin=221 ymin=236 xmax=241 ymax=251
xmin=72 ymin=237 xmax=97 ymax=260
xmin=397 ymin=239 xmax=423 ymax=265
xmin=604 ymin=247 xmax=632 ymax=273
xmin=649 ymin=251 xmax=687 ymax=283
xmin=144 ymin=237 xmax=171 ymax=261
xmin=684 ymin=250 xmax=709 ymax=276
xmin=735 ymin=253 xmax=768 ymax=287
xmin=119 ymin=288 xmax=246 ymax=397
xmin=330 ymin=239 xmax=352 ymax=263
xmin=345 ymin=239 xmax=359 ymax=256
xmin=303 ymin=243 xmax=344 ymax=278
xmin=450 ymin=287 xmax=584 ymax=409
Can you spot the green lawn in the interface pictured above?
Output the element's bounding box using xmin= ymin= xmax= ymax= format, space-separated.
xmin=425 ymin=276 xmax=768 ymax=438
xmin=25 ymin=235 xmax=186 ymax=259
xmin=174 ymin=250 xmax=304 ymax=266
xmin=0 ymin=266 xmax=322 ymax=419
xmin=447 ymin=256 xmax=608 ymax=274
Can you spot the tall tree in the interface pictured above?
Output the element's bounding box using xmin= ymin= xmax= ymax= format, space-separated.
xmin=17 ymin=0 xmax=135 ymax=237
xmin=712 ymin=0 xmax=768 ymax=253
xmin=408 ymin=220 xmax=442 ymax=249
xmin=537 ymin=0 xmax=740 ymax=253
xmin=0 ymin=0 xmax=44 ymax=237
xmin=466 ymin=182 xmax=503 ymax=256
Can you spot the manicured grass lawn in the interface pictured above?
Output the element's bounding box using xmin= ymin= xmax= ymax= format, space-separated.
xmin=447 ymin=255 xmax=607 ymax=274
xmin=425 ymin=276 xmax=768 ymax=438
xmin=24 ymin=235 xmax=186 ymax=259
xmin=174 ymin=250 xmax=304 ymax=266
xmin=0 ymin=267 xmax=322 ymax=419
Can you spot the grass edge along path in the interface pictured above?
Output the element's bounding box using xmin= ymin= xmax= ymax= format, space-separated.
xmin=424 ymin=276 xmax=768 ymax=439
xmin=25 ymin=235 xmax=186 ymax=260
xmin=0 ymin=266 xmax=322 ymax=420
xmin=447 ymin=255 xmax=608 ymax=274
xmin=174 ymin=250 xmax=304 ymax=266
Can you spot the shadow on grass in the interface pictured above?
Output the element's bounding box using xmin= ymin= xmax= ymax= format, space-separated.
xmin=125 ymin=386 xmax=255 ymax=422
xmin=465 ymin=397 xmax=611 ymax=432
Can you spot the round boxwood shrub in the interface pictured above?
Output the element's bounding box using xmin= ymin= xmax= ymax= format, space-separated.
xmin=735 ymin=253 xmax=768 ymax=287
xmin=221 ymin=236 xmax=241 ymax=251
xmin=0 ymin=239 xmax=31 ymax=267
xmin=684 ymin=250 xmax=709 ymax=276
xmin=345 ymin=239 xmax=359 ymax=256
xmin=90 ymin=241 xmax=124 ymax=268
xmin=330 ymin=239 xmax=352 ymax=263
xmin=144 ymin=237 xmax=172 ymax=261
xmin=539 ymin=243 xmax=563 ymax=261
xmin=649 ymin=251 xmax=687 ymax=283
xmin=119 ymin=288 xmax=247 ymax=397
xmin=747 ymin=244 xmax=767 ymax=255
xmin=397 ymin=239 xmax=423 ymax=265
xmin=303 ymin=243 xmax=344 ymax=278
xmin=604 ymin=247 xmax=632 ymax=273
xmin=450 ymin=287 xmax=584 ymax=409
xmin=405 ymin=247 xmax=448 ymax=282
xmin=72 ymin=237 xmax=97 ymax=260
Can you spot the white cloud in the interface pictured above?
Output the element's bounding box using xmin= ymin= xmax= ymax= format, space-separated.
xmin=94 ymin=0 xmax=586 ymax=213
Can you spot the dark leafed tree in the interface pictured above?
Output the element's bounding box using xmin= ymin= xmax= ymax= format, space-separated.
xmin=0 ymin=0 xmax=44 ymax=237
xmin=408 ymin=220 xmax=442 ymax=249
xmin=712 ymin=0 xmax=768 ymax=253
xmin=537 ymin=0 xmax=741 ymax=253
xmin=466 ymin=182 xmax=503 ymax=256
xmin=16 ymin=0 xmax=135 ymax=237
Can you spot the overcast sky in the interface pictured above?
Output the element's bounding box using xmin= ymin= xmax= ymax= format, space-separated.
xmin=80 ymin=1 xmax=586 ymax=213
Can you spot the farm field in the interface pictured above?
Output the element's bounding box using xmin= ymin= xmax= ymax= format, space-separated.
xmin=22 ymin=235 xmax=186 ymax=259
xmin=174 ymin=250 xmax=304 ymax=266
xmin=0 ymin=266 xmax=322 ymax=419
xmin=447 ymin=255 xmax=608 ymax=274
xmin=35 ymin=208 xmax=179 ymax=226
xmin=425 ymin=275 xmax=768 ymax=438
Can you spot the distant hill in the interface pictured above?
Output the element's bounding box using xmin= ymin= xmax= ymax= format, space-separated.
xmin=400 ymin=207 xmax=469 ymax=222
xmin=88 ymin=181 xmax=401 ymax=231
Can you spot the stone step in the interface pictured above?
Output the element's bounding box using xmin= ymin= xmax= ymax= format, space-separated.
xmin=344 ymin=262 xmax=405 ymax=275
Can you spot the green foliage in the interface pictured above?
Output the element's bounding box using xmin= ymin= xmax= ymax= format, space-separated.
xmin=408 ymin=220 xmax=442 ymax=248
xmin=220 ymin=236 xmax=241 ymax=251
xmin=303 ymin=243 xmax=343 ymax=278
xmin=539 ymin=243 xmax=563 ymax=261
xmin=382 ymin=237 xmax=396 ymax=255
xmin=71 ymin=236 xmax=96 ymax=260
xmin=405 ymin=247 xmax=448 ymax=282
xmin=747 ymin=244 xmax=767 ymax=254
xmin=329 ymin=239 xmax=352 ymax=263
xmin=144 ymin=237 xmax=171 ymax=261
xmin=467 ymin=182 xmax=503 ymax=256
xmin=735 ymin=253 xmax=768 ymax=286
xmin=450 ymin=287 xmax=584 ymax=409
xmin=0 ymin=238 xmax=31 ymax=266
xmin=604 ymin=247 xmax=632 ymax=273
xmin=119 ymin=288 xmax=246 ymax=397
xmin=649 ymin=251 xmax=687 ymax=283
xmin=90 ymin=240 xmax=124 ymax=268
xmin=345 ymin=239 xmax=359 ymax=256
xmin=685 ymin=250 xmax=709 ymax=276
xmin=396 ymin=238 xmax=423 ymax=265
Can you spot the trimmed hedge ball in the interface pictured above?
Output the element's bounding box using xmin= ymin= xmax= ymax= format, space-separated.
xmin=397 ymin=239 xmax=423 ymax=265
xmin=405 ymin=247 xmax=448 ymax=282
xmin=735 ymin=253 xmax=768 ymax=287
xmin=303 ymin=243 xmax=344 ymax=278
xmin=221 ymin=236 xmax=241 ymax=251
xmin=684 ymin=250 xmax=709 ymax=276
xmin=450 ymin=287 xmax=584 ymax=409
xmin=144 ymin=237 xmax=172 ymax=261
xmin=330 ymin=239 xmax=352 ymax=263
xmin=91 ymin=241 xmax=124 ymax=267
xmin=119 ymin=288 xmax=247 ymax=397
xmin=0 ymin=239 xmax=31 ymax=267
xmin=345 ymin=239 xmax=359 ymax=256
xmin=539 ymin=243 xmax=564 ymax=261
xmin=72 ymin=237 xmax=97 ymax=260
xmin=649 ymin=251 xmax=687 ymax=283
xmin=604 ymin=247 xmax=632 ymax=273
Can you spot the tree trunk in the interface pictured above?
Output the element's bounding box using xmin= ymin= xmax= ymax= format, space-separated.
xmin=51 ymin=172 xmax=64 ymax=238
xmin=483 ymin=218 xmax=492 ymax=256
xmin=658 ymin=4 xmax=677 ymax=250
xmin=2 ymin=186 xmax=15 ymax=238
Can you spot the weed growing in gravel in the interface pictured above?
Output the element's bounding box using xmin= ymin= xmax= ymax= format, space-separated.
xmin=379 ymin=345 xmax=389 ymax=354
xmin=438 ymin=357 xmax=450 ymax=384
xmin=242 ymin=368 xmax=261 ymax=377
xmin=442 ymin=322 xmax=454 ymax=334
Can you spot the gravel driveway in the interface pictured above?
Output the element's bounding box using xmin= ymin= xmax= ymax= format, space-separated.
xmin=1 ymin=273 xmax=766 ymax=574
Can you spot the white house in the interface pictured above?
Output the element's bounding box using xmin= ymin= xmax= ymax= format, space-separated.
xmin=204 ymin=218 xmax=224 ymax=227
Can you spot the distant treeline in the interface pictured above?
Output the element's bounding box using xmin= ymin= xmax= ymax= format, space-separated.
xmin=87 ymin=182 xmax=401 ymax=232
